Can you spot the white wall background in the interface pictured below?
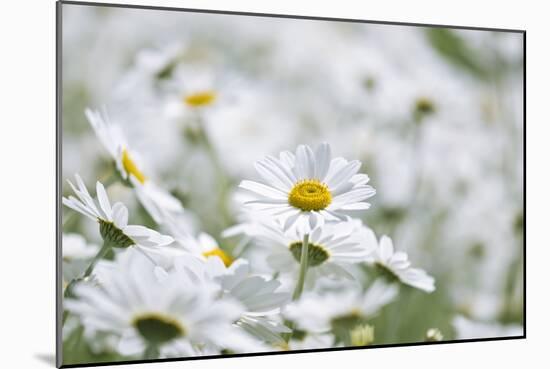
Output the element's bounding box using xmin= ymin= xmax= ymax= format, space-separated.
xmin=0 ymin=0 xmax=543 ymax=368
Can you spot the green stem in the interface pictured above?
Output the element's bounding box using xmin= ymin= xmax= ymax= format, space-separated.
xmin=195 ymin=113 xmax=232 ymax=228
xmin=144 ymin=345 xmax=160 ymax=360
xmin=62 ymin=240 xmax=112 ymax=326
xmin=83 ymin=240 xmax=112 ymax=279
xmin=100 ymin=168 xmax=119 ymax=189
xmin=292 ymin=234 xmax=310 ymax=301
xmin=284 ymin=234 xmax=310 ymax=342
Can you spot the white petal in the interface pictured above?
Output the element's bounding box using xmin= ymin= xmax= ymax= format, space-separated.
xmin=68 ymin=177 xmax=100 ymax=217
xmin=340 ymin=202 xmax=371 ymax=211
xmin=62 ymin=197 xmax=97 ymax=220
xmin=112 ymin=202 xmax=129 ymax=228
xmin=96 ymin=181 xmax=113 ymax=221
xmin=267 ymin=154 xmax=297 ymax=183
xmin=379 ymin=235 xmax=395 ymax=262
xmin=351 ymin=173 xmax=370 ymax=185
xmin=314 ymin=142 xmax=332 ymax=180
xmin=240 ymin=180 xmax=287 ymax=200
xmin=123 ymin=225 xmax=154 ymax=238
xmin=283 ymin=211 xmax=302 ymax=231
xmin=255 ymin=160 xmax=293 ymax=191
xmin=198 ymin=232 xmax=219 ymax=251
xmin=326 ymin=160 xmax=362 ymax=188
xmin=295 ymin=145 xmax=315 ymax=179
xmin=331 ymin=187 xmax=376 ymax=207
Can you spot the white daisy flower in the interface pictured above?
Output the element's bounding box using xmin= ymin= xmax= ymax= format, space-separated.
xmin=172 ymin=255 xmax=291 ymax=345
xmin=175 ymin=232 xmax=234 ymax=267
xmin=452 ymin=315 xmax=523 ymax=340
xmin=160 ymin=64 xmax=229 ymax=124
xmin=214 ymin=259 xmax=291 ymax=316
xmin=65 ymin=251 xmax=261 ymax=358
xmin=284 ymin=280 xmax=398 ymax=334
xmin=62 ymin=233 xmax=100 ymax=290
xmin=236 ymin=315 xmax=291 ymax=349
xmin=288 ymin=333 xmax=336 ymax=351
xmin=62 ymin=174 xmax=174 ymax=261
xmin=365 ymin=235 xmax=435 ymax=293
xmin=239 ymin=143 xmax=376 ymax=230
xmin=62 ymin=233 xmax=99 ymax=261
xmin=85 ymin=108 xmax=184 ymax=224
xmin=245 ymin=219 xmax=375 ymax=282
xmin=178 ymin=66 xmax=219 ymax=109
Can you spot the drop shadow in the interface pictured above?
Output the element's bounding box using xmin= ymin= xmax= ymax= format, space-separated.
xmin=35 ymin=353 xmax=56 ymax=367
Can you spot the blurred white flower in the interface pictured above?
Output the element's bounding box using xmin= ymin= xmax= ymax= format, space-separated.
xmin=236 ymin=315 xmax=290 ymax=349
xmin=288 ymin=332 xmax=335 ymax=351
xmin=66 ymin=251 xmax=261 ymax=358
xmin=284 ymin=280 xmax=398 ymax=333
xmin=240 ymin=142 xmax=375 ymax=231
xmin=85 ymin=108 xmax=184 ymax=224
xmin=62 ymin=233 xmax=100 ymax=288
xmin=452 ymin=315 xmax=523 ymax=340
xmin=365 ymin=234 xmax=435 ymax=293
xmin=171 ymin=254 xmax=290 ymax=346
xmin=63 ymin=233 xmax=99 ymax=261
xmin=175 ymin=232 xmax=234 ymax=267
xmin=425 ymin=328 xmax=444 ymax=342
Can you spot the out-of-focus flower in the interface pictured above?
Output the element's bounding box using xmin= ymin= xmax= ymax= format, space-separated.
xmin=63 ymin=233 xmax=99 ymax=261
xmin=66 ymin=251 xmax=262 ymax=358
xmin=425 ymin=328 xmax=444 ymax=341
xmin=175 ymin=232 xmax=234 ymax=267
xmin=85 ymin=108 xmax=184 ymax=224
xmin=284 ymin=280 xmax=398 ymax=333
xmin=452 ymin=315 xmax=523 ymax=340
xmin=170 ymin=254 xmax=290 ymax=346
xmin=365 ymin=235 xmax=435 ymax=293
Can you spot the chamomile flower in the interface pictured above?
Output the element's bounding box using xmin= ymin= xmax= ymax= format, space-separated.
xmin=176 ymin=232 xmax=234 ymax=267
xmin=85 ymin=108 xmax=184 ymax=224
xmin=365 ymin=235 xmax=435 ymax=293
xmin=62 ymin=233 xmax=99 ymax=261
xmin=284 ymin=280 xmax=398 ymax=334
xmin=452 ymin=315 xmax=523 ymax=339
xmin=173 ymin=255 xmax=291 ymax=345
xmin=161 ymin=65 xmax=226 ymax=122
xmin=179 ymin=66 xmax=219 ymax=109
xmin=288 ymin=333 xmax=336 ymax=351
xmin=214 ymin=259 xmax=291 ymax=315
xmin=62 ymin=233 xmax=100 ymax=289
xmin=62 ymin=174 xmax=174 ymax=258
xmin=239 ymin=143 xmax=375 ymax=230
xmin=65 ymin=251 xmax=260 ymax=358
xmin=246 ymin=219 xmax=374 ymax=282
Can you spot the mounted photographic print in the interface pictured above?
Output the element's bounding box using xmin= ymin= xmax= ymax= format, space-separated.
xmin=56 ymin=1 xmax=525 ymax=367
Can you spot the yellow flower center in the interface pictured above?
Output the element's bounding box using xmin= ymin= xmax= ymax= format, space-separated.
xmin=288 ymin=179 xmax=332 ymax=211
xmin=184 ymin=91 xmax=217 ymax=107
xmin=122 ymin=149 xmax=147 ymax=184
xmin=202 ymin=247 xmax=233 ymax=267
xmin=132 ymin=312 xmax=185 ymax=344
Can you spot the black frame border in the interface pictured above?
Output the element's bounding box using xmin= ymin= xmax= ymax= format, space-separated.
xmin=55 ymin=1 xmax=527 ymax=368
